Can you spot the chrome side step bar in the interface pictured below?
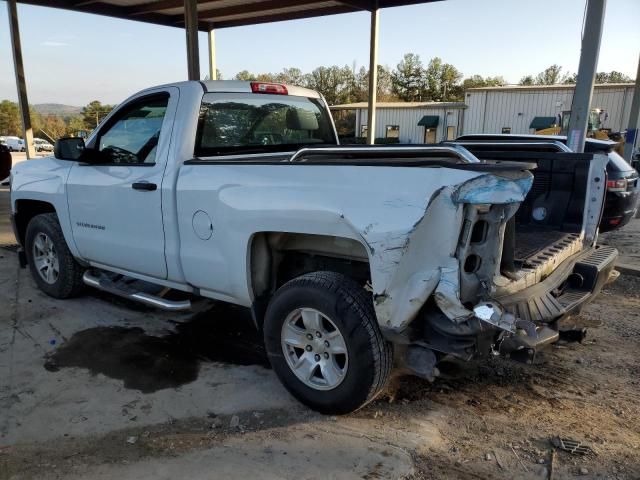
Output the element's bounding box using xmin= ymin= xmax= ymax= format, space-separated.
xmin=82 ymin=271 xmax=191 ymax=311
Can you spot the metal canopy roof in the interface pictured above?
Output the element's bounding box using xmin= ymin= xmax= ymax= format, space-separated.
xmin=17 ymin=0 xmax=441 ymax=31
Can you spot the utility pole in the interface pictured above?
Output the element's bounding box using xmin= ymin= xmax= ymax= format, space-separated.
xmin=623 ymin=54 xmax=640 ymax=162
xmin=566 ymin=0 xmax=607 ymax=153
xmin=7 ymin=0 xmax=36 ymax=159
xmin=184 ymin=0 xmax=200 ymax=81
xmin=366 ymin=4 xmax=379 ymax=145
xmin=208 ymin=29 xmax=217 ymax=80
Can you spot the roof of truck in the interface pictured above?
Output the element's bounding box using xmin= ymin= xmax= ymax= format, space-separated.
xmin=201 ymin=80 xmax=322 ymax=99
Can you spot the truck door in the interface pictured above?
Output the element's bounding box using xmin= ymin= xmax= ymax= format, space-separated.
xmin=65 ymin=88 xmax=178 ymax=279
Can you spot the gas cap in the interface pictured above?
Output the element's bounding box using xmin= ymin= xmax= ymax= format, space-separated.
xmin=192 ymin=210 xmax=213 ymax=240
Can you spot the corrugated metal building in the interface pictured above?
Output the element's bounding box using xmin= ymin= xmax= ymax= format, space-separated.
xmin=330 ymin=101 xmax=467 ymax=144
xmin=462 ymin=83 xmax=636 ymax=135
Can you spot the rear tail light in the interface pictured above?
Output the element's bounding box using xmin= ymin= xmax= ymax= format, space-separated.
xmin=250 ymin=82 xmax=288 ymax=95
xmin=606 ymin=178 xmax=627 ymax=192
xmin=608 ymin=217 xmax=622 ymax=226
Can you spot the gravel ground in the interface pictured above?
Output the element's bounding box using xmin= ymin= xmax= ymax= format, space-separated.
xmin=1 ymin=193 xmax=638 ymax=479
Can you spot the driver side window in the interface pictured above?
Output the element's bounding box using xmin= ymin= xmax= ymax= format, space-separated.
xmin=97 ymin=94 xmax=169 ymax=165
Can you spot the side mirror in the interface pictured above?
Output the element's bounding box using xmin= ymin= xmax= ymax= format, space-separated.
xmin=54 ymin=137 xmax=86 ymax=161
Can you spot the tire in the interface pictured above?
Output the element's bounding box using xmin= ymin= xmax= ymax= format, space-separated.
xmin=264 ymin=271 xmax=392 ymax=414
xmin=25 ymin=213 xmax=85 ymax=299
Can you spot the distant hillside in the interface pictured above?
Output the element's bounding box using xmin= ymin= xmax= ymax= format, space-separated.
xmin=33 ymin=103 xmax=82 ymax=116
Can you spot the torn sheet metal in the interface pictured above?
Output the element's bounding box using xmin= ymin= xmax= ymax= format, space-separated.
xmin=367 ymin=171 xmax=533 ymax=333
xmin=454 ymin=174 xmax=533 ymax=205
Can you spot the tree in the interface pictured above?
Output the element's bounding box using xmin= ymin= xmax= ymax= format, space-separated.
xmin=391 ymin=53 xmax=425 ymax=101
xmin=350 ymin=65 xmax=396 ymax=103
xmin=81 ymin=101 xmax=114 ymax=130
xmin=234 ymin=70 xmax=255 ymax=81
xmin=439 ymin=62 xmax=463 ymax=101
xmin=520 ymin=65 xmax=573 ymax=85
xmin=535 ymin=64 xmax=565 ymax=85
xmin=0 ymin=100 xmax=22 ymax=136
xmin=66 ymin=116 xmax=86 ymax=137
xmin=275 ymin=68 xmax=304 ymax=86
xmin=303 ymin=66 xmax=354 ymax=105
xmin=40 ymin=115 xmax=67 ymax=141
xmin=462 ymin=75 xmax=506 ymax=90
xmin=519 ymin=75 xmax=535 ymax=86
xmin=595 ymin=71 xmax=632 ymax=83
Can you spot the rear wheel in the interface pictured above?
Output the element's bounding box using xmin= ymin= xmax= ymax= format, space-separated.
xmin=25 ymin=213 xmax=85 ymax=299
xmin=264 ymin=271 xmax=392 ymax=414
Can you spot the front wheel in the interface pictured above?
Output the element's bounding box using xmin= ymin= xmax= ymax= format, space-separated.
xmin=25 ymin=213 xmax=85 ymax=299
xmin=264 ymin=271 xmax=392 ymax=414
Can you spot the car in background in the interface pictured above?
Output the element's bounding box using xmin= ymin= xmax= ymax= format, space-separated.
xmin=5 ymin=136 xmax=25 ymax=152
xmin=455 ymin=134 xmax=639 ymax=232
xmin=34 ymin=138 xmax=54 ymax=152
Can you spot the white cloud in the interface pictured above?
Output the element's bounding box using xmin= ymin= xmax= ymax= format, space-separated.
xmin=41 ymin=41 xmax=70 ymax=47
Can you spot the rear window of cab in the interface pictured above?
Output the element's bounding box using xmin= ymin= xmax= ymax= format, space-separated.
xmin=195 ymin=92 xmax=337 ymax=157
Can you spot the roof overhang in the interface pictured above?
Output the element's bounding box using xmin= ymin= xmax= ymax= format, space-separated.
xmin=17 ymin=0 xmax=443 ymax=31
xmin=417 ymin=115 xmax=439 ymax=128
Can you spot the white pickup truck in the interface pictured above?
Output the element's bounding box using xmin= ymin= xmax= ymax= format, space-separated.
xmin=10 ymin=81 xmax=617 ymax=413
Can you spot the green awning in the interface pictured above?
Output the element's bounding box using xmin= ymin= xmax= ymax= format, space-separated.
xmin=529 ymin=116 xmax=556 ymax=130
xmin=417 ymin=115 xmax=439 ymax=128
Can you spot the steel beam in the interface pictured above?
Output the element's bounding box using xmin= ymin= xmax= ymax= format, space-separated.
xmin=184 ymin=0 xmax=200 ymax=80
xmin=207 ymin=29 xmax=217 ymax=80
xmin=7 ymin=0 xmax=35 ymax=158
xmin=623 ymin=55 xmax=640 ymax=162
xmin=366 ymin=7 xmax=379 ymax=145
xmin=566 ymin=0 xmax=606 ymax=153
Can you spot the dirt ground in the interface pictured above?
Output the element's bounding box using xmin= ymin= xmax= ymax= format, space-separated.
xmin=1 ymin=185 xmax=639 ymax=479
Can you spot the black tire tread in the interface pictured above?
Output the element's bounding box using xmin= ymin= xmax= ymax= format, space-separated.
xmin=273 ymin=271 xmax=392 ymax=411
xmin=26 ymin=213 xmax=84 ymax=299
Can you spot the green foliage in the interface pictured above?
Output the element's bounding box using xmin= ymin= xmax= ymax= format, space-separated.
xmin=519 ymin=65 xmax=634 ymax=86
xmin=0 ymin=100 xmax=22 ymax=136
xmin=81 ymin=100 xmax=114 ymax=130
xmin=462 ymin=75 xmax=506 ymax=90
xmin=390 ymin=54 xmax=463 ymax=102
xmin=40 ymin=114 xmax=67 ymax=140
xmin=391 ymin=53 xmax=425 ymax=101
xmin=595 ymin=71 xmax=632 ymax=83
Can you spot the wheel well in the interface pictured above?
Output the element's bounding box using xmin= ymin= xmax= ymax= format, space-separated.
xmin=14 ymin=200 xmax=56 ymax=245
xmin=249 ymin=232 xmax=371 ymax=327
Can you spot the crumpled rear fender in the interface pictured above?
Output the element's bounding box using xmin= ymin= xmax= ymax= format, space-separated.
xmin=367 ymin=171 xmax=533 ymax=333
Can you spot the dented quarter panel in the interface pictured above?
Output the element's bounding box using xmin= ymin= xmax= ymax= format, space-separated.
xmin=377 ymin=171 xmax=534 ymax=331
xmin=176 ymin=164 xmax=533 ymax=333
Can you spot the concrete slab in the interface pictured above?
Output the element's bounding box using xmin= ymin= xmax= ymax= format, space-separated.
xmin=0 ymin=252 xmax=301 ymax=445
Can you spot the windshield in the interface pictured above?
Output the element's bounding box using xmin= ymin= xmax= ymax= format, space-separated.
xmin=195 ymin=92 xmax=337 ymax=157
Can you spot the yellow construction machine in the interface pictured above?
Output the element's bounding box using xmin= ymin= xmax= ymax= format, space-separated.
xmin=535 ymin=108 xmax=624 ymax=154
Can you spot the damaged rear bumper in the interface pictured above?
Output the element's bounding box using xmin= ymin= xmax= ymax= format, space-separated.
xmin=403 ymin=245 xmax=617 ymax=371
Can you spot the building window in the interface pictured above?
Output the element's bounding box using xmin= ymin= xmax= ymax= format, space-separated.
xmin=360 ymin=125 xmax=368 ymax=138
xmin=446 ymin=126 xmax=456 ymax=140
xmin=502 ymin=127 xmax=512 ymax=134
xmin=424 ymin=128 xmax=437 ymax=144
xmin=385 ymin=125 xmax=400 ymax=139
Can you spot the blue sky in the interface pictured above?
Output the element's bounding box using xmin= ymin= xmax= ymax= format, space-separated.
xmin=0 ymin=0 xmax=638 ymax=105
